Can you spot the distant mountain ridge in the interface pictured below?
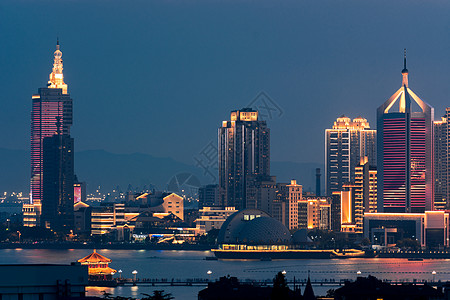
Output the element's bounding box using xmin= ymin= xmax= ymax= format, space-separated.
xmin=0 ymin=148 xmax=323 ymax=194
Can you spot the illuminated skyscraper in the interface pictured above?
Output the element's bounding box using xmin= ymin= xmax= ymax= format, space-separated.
xmin=325 ymin=116 xmax=376 ymax=195
xmin=434 ymin=109 xmax=450 ymax=210
xmin=218 ymin=108 xmax=270 ymax=210
xmin=27 ymin=40 xmax=73 ymax=226
xmin=377 ymin=51 xmax=434 ymax=213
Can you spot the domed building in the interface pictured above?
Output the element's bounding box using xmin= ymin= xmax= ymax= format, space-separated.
xmin=217 ymin=209 xmax=292 ymax=249
xmin=213 ymin=209 xmax=366 ymax=259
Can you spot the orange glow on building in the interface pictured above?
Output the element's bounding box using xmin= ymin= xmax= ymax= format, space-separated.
xmin=48 ymin=40 xmax=68 ymax=94
xmin=341 ymin=190 xmax=352 ymax=225
xmin=301 ymin=198 xmax=331 ymax=230
xmin=230 ymin=110 xmax=258 ymax=122
xmin=78 ymin=250 xmax=116 ymax=281
xmin=287 ymin=180 xmax=302 ymax=230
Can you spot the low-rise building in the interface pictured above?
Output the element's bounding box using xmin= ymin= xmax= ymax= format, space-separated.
xmin=364 ymin=211 xmax=450 ymax=248
xmin=195 ymin=206 xmax=237 ymax=234
xmin=299 ymin=197 xmax=332 ymax=230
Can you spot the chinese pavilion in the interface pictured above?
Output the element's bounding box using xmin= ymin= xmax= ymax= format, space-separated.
xmin=77 ymin=250 xmax=116 ymax=281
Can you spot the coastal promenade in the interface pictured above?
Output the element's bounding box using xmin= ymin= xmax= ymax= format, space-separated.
xmin=0 ymin=242 xmax=211 ymax=251
xmin=100 ymin=277 xmax=446 ymax=288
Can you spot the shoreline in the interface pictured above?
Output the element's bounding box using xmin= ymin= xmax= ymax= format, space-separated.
xmin=0 ymin=242 xmax=212 ymax=251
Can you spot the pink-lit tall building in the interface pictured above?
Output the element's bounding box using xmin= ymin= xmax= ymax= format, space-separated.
xmin=25 ymin=41 xmax=73 ymax=226
xmin=377 ymin=52 xmax=434 ymax=213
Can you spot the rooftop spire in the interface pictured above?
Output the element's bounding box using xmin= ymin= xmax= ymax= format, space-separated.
xmin=401 ymin=49 xmax=408 ymax=87
xmin=48 ymin=39 xmax=68 ymax=94
xmin=402 ymin=49 xmax=408 ymax=74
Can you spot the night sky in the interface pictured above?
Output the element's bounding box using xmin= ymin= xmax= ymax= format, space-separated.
xmin=1 ymin=0 xmax=450 ymax=167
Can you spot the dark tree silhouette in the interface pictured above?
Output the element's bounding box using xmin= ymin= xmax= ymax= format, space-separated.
xmin=271 ymin=271 xmax=289 ymax=299
xmin=141 ymin=290 xmax=174 ymax=300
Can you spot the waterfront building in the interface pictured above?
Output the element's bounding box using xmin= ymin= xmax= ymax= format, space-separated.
xmin=338 ymin=184 xmax=363 ymax=233
xmin=287 ymin=180 xmax=302 ymax=230
xmin=78 ymin=250 xmax=116 ymax=281
xmin=195 ymin=206 xmax=238 ymax=234
xmin=127 ymin=192 xmax=184 ymax=221
xmin=364 ymin=211 xmax=449 ymax=248
xmin=377 ymin=52 xmax=434 ymax=213
xmin=434 ymin=110 xmax=450 ymax=210
xmin=216 ymin=209 xmax=291 ymax=246
xmin=218 ymin=108 xmax=270 ymax=210
xmin=199 ymin=184 xmax=220 ymax=208
xmin=271 ymin=180 xmax=302 ymax=230
xmin=91 ymin=203 xmax=125 ymax=236
xmin=41 ymin=125 xmax=74 ymax=232
xmin=26 ymin=40 xmax=73 ymax=226
xmin=214 ymin=208 xmax=366 ymax=259
xmin=354 ymin=157 xmax=378 ymax=213
xmin=325 ymin=116 xmax=376 ymax=196
xmin=298 ymin=197 xmax=332 ymax=230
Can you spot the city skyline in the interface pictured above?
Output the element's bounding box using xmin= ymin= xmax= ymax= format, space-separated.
xmin=1 ymin=1 xmax=450 ymax=171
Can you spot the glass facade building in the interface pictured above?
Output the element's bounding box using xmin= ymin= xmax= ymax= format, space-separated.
xmin=377 ymin=54 xmax=434 ymax=213
xmin=29 ymin=41 xmax=73 ymax=226
xmin=218 ymin=108 xmax=270 ymax=210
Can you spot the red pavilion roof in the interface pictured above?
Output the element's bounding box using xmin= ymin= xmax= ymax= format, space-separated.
xmin=78 ymin=249 xmax=112 ymax=263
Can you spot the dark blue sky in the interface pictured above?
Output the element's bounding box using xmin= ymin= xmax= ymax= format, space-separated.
xmin=1 ymin=0 xmax=450 ymax=165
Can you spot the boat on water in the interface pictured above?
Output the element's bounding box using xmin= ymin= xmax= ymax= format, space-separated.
xmin=408 ymin=258 xmax=424 ymax=261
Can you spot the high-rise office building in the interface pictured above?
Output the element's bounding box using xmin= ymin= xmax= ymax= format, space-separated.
xmin=41 ymin=121 xmax=74 ymax=232
xmin=26 ymin=40 xmax=73 ymax=226
xmin=377 ymin=52 xmax=434 ymax=213
xmin=325 ymin=116 xmax=376 ymax=195
xmin=354 ymin=157 xmax=378 ymax=214
xmin=287 ymin=180 xmax=302 ymax=230
xmin=218 ymin=108 xmax=270 ymax=210
xmin=434 ymin=110 xmax=450 ymax=210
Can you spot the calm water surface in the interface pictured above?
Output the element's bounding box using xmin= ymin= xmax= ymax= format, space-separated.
xmin=2 ymin=249 xmax=450 ymax=299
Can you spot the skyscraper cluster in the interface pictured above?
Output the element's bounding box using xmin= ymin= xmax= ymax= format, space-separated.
xmin=212 ymin=51 xmax=450 ymax=248
xmin=22 ymin=42 xmax=450 ymax=248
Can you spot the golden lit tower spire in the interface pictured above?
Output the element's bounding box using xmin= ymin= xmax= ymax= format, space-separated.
xmin=48 ymin=38 xmax=68 ymax=94
xmin=401 ymin=48 xmax=408 ymax=88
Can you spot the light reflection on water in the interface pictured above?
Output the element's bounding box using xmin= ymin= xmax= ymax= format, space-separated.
xmin=2 ymin=249 xmax=450 ymax=299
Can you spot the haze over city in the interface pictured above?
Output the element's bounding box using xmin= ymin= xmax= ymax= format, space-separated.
xmin=4 ymin=2 xmax=450 ymax=300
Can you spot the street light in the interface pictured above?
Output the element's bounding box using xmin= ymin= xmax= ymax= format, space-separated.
xmin=432 ymin=270 xmax=436 ymax=282
xmin=132 ymin=270 xmax=138 ymax=283
xmin=118 ymin=269 xmax=122 ymax=279
xmin=357 ymin=271 xmax=362 ymax=276
xmin=207 ymin=270 xmax=212 ymax=281
xmin=282 ymin=270 xmax=287 ymax=275
xmin=17 ymin=231 xmax=21 ymax=243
